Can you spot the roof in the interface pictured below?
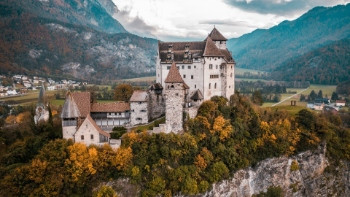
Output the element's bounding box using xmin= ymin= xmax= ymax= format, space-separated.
xmin=158 ymin=41 xmax=206 ymax=62
xmin=336 ymin=100 xmax=346 ymax=103
xmin=220 ymin=49 xmax=235 ymax=63
xmin=164 ymin=62 xmax=185 ymax=83
xmin=91 ymin=102 xmax=130 ymax=113
xmin=203 ymin=37 xmax=225 ymax=57
xmin=71 ymin=92 xmax=91 ymax=118
xmin=191 ymin=89 xmax=204 ymax=100
xmin=61 ymin=92 xmax=81 ymax=118
xmin=80 ymin=115 xmax=110 ymax=138
xmin=208 ymin=27 xmax=227 ymax=41
xmin=130 ymin=90 xmax=148 ymax=102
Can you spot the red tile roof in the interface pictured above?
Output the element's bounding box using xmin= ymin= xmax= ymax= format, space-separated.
xmin=91 ymin=102 xmax=130 ymax=112
xmin=71 ymin=92 xmax=91 ymax=118
xmin=164 ymin=62 xmax=185 ymax=83
xmin=208 ymin=27 xmax=227 ymax=41
xmin=203 ymin=37 xmax=225 ymax=57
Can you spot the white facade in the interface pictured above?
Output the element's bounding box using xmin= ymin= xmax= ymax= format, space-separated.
xmin=74 ymin=117 xmax=109 ymax=146
xmin=130 ymin=101 xmax=149 ymax=125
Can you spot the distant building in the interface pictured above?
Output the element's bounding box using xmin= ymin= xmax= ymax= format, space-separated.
xmin=34 ymin=85 xmax=49 ymax=124
xmin=335 ymin=100 xmax=346 ymax=107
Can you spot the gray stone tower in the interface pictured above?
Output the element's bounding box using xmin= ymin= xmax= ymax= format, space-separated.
xmin=164 ymin=62 xmax=189 ymax=133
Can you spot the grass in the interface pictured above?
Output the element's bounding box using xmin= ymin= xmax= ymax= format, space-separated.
xmin=301 ymin=84 xmax=336 ymax=97
xmin=130 ymin=117 xmax=165 ymax=132
xmin=116 ymin=76 xmax=156 ymax=83
xmin=0 ymin=90 xmax=59 ymax=105
xmin=268 ymin=105 xmax=307 ymax=116
xmin=235 ymin=68 xmax=268 ymax=75
xmin=235 ymin=78 xmax=269 ymax=82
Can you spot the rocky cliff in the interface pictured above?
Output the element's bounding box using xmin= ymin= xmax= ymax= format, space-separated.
xmin=205 ymin=143 xmax=350 ymax=197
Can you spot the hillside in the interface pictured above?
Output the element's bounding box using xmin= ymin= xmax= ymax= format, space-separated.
xmin=271 ymin=39 xmax=350 ymax=84
xmin=227 ymin=4 xmax=350 ymax=71
xmin=0 ymin=1 xmax=158 ymax=82
xmin=5 ymin=0 xmax=126 ymax=34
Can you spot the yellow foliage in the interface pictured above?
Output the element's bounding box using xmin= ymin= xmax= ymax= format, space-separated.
xmin=15 ymin=112 xmax=30 ymax=123
xmin=51 ymin=110 xmax=58 ymax=116
xmin=194 ymin=154 xmax=207 ymax=169
xmin=124 ymin=131 xmax=139 ymax=146
xmin=211 ymin=115 xmax=233 ymax=141
xmin=260 ymin=121 xmax=270 ymax=133
xmin=131 ymin=166 xmax=140 ymax=177
xmin=115 ymin=147 xmax=133 ymax=171
xmin=5 ymin=115 xmax=16 ymax=124
xmin=65 ymin=143 xmax=98 ymax=182
xmin=29 ymin=159 xmax=48 ymax=183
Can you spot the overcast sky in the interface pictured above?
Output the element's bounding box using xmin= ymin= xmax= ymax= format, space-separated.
xmin=112 ymin=0 xmax=349 ymax=41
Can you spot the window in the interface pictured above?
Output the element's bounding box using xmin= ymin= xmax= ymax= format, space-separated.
xmin=167 ymin=66 xmax=171 ymax=70
xmin=91 ymin=135 xmax=94 ymax=139
xmin=118 ymin=112 xmax=121 ymax=115
xmin=183 ymin=74 xmax=186 ymax=78
xmin=230 ymin=73 xmax=233 ymax=77
xmin=229 ymin=86 xmax=231 ymax=88
xmin=210 ymin=75 xmax=219 ymax=79
xmin=177 ymin=66 xmax=179 ymax=69
xmin=81 ymin=135 xmax=84 ymax=140
xmin=214 ymin=83 xmax=217 ymax=89
xmin=209 ymin=83 xmax=211 ymax=89
xmin=195 ymin=85 xmax=196 ymax=88
xmin=136 ymin=118 xmax=142 ymax=121
xmin=191 ymin=75 xmax=193 ymax=79
xmin=194 ymin=66 xmax=196 ymax=69
xmin=216 ymin=65 xmax=218 ymax=69
xmin=141 ymin=110 xmax=146 ymax=112
xmin=188 ymin=66 xmax=191 ymax=69
xmin=175 ymin=93 xmax=179 ymax=96
xmin=209 ymin=64 xmax=213 ymax=69
xmin=182 ymin=65 xmax=184 ymax=69
xmin=139 ymin=102 xmax=142 ymax=104
xmin=231 ymin=66 xmax=233 ymax=69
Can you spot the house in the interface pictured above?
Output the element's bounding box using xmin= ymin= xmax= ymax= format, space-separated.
xmin=90 ymin=102 xmax=130 ymax=130
xmin=130 ymin=90 xmax=149 ymax=125
xmin=335 ymin=100 xmax=346 ymax=107
xmin=74 ymin=114 xmax=110 ymax=147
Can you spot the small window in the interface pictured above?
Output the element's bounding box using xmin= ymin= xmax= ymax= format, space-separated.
xmin=81 ymin=135 xmax=84 ymax=140
xmin=183 ymin=74 xmax=186 ymax=78
xmin=139 ymin=102 xmax=142 ymax=104
xmin=175 ymin=93 xmax=179 ymax=96
xmin=191 ymin=75 xmax=193 ymax=79
xmin=229 ymin=86 xmax=231 ymax=88
xmin=182 ymin=65 xmax=184 ymax=69
xmin=91 ymin=134 xmax=94 ymax=139
xmin=188 ymin=66 xmax=191 ymax=69
xmin=216 ymin=65 xmax=218 ymax=69
xmin=176 ymin=66 xmax=179 ymax=69
xmin=118 ymin=112 xmax=121 ymax=115
xmin=230 ymin=73 xmax=233 ymax=77
xmin=167 ymin=66 xmax=171 ymax=70
xmin=209 ymin=83 xmax=211 ymax=89
xmin=231 ymin=66 xmax=233 ymax=69
xmin=195 ymin=85 xmax=196 ymax=88
xmin=214 ymin=83 xmax=217 ymax=89
xmin=209 ymin=64 xmax=213 ymax=69
xmin=136 ymin=118 xmax=142 ymax=121
xmin=194 ymin=66 xmax=196 ymax=69
xmin=141 ymin=110 xmax=146 ymax=112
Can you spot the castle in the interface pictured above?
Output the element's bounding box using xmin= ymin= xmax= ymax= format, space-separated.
xmin=61 ymin=28 xmax=235 ymax=147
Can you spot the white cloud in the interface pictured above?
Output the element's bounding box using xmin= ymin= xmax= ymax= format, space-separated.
xmin=112 ymin=0 xmax=349 ymax=41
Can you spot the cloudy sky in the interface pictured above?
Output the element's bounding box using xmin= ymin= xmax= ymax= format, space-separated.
xmin=112 ymin=0 xmax=349 ymax=41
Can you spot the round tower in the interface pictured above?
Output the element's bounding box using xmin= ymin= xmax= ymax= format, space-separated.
xmin=164 ymin=62 xmax=189 ymax=133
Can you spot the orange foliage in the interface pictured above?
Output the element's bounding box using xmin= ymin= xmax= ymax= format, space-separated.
xmin=115 ymin=147 xmax=133 ymax=171
xmin=211 ymin=115 xmax=233 ymax=141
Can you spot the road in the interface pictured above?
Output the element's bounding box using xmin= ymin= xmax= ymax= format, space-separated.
xmin=272 ymin=87 xmax=309 ymax=107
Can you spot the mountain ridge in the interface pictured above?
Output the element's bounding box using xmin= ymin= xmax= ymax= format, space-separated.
xmin=227 ymin=4 xmax=350 ymax=71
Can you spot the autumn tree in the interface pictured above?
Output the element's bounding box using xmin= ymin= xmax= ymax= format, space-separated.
xmin=252 ymin=90 xmax=263 ymax=105
xmin=113 ymin=84 xmax=133 ymax=102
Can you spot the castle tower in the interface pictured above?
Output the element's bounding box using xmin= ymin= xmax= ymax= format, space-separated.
xmin=208 ymin=27 xmax=227 ymax=49
xmin=164 ymin=62 xmax=189 ymax=133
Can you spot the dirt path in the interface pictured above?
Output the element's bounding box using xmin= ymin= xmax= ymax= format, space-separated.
xmin=272 ymin=87 xmax=309 ymax=107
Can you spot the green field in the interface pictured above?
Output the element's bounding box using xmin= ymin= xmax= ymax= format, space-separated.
xmin=301 ymin=84 xmax=336 ymax=97
xmin=116 ymin=76 xmax=156 ymax=83
xmin=0 ymin=90 xmax=58 ymax=106
xmin=235 ymin=68 xmax=268 ymax=75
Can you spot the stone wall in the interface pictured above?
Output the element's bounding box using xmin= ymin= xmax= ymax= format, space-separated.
xmin=165 ymin=83 xmax=185 ymax=133
xmin=148 ymin=90 xmax=165 ymax=120
xmin=62 ymin=125 xmax=77 ymax=140
xmin=130 ymin=101 xmax=149 ymax=126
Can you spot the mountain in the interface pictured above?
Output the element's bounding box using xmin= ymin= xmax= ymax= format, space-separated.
xmin=227 ymin=4 xmax=350 ymax=71
xmin=0 ymin=0 xmax=158 ymax=82
xmin=271 ymin=39 xmax=350 ymax=85
xmin=7 ymin=0 xmax=126 ymax=34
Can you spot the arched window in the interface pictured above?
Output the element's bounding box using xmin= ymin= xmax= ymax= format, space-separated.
xmin=214 ymin=83 xmax=217 ymax=89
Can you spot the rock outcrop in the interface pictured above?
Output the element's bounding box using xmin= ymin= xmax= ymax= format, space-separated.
xmin=205 ymin=143 xmax=350 ymax=197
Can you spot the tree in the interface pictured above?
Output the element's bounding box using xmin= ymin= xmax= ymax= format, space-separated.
xmin=309 ymin=90 xmax=317 ymax=101
xmin=317 ymin=90 xmax=323 ymax=98
xmin=300 ymin=94 xmax=306 ymax=101
xmin=331 ymin=92 xmax=339 ymax=101
xmin=252 ymin=90 xmax=263 ymax=105
xmin=93 ymin=186 xmax=118 ymax=197
xmin=113 ymin=84 xmax=133 ymax=102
